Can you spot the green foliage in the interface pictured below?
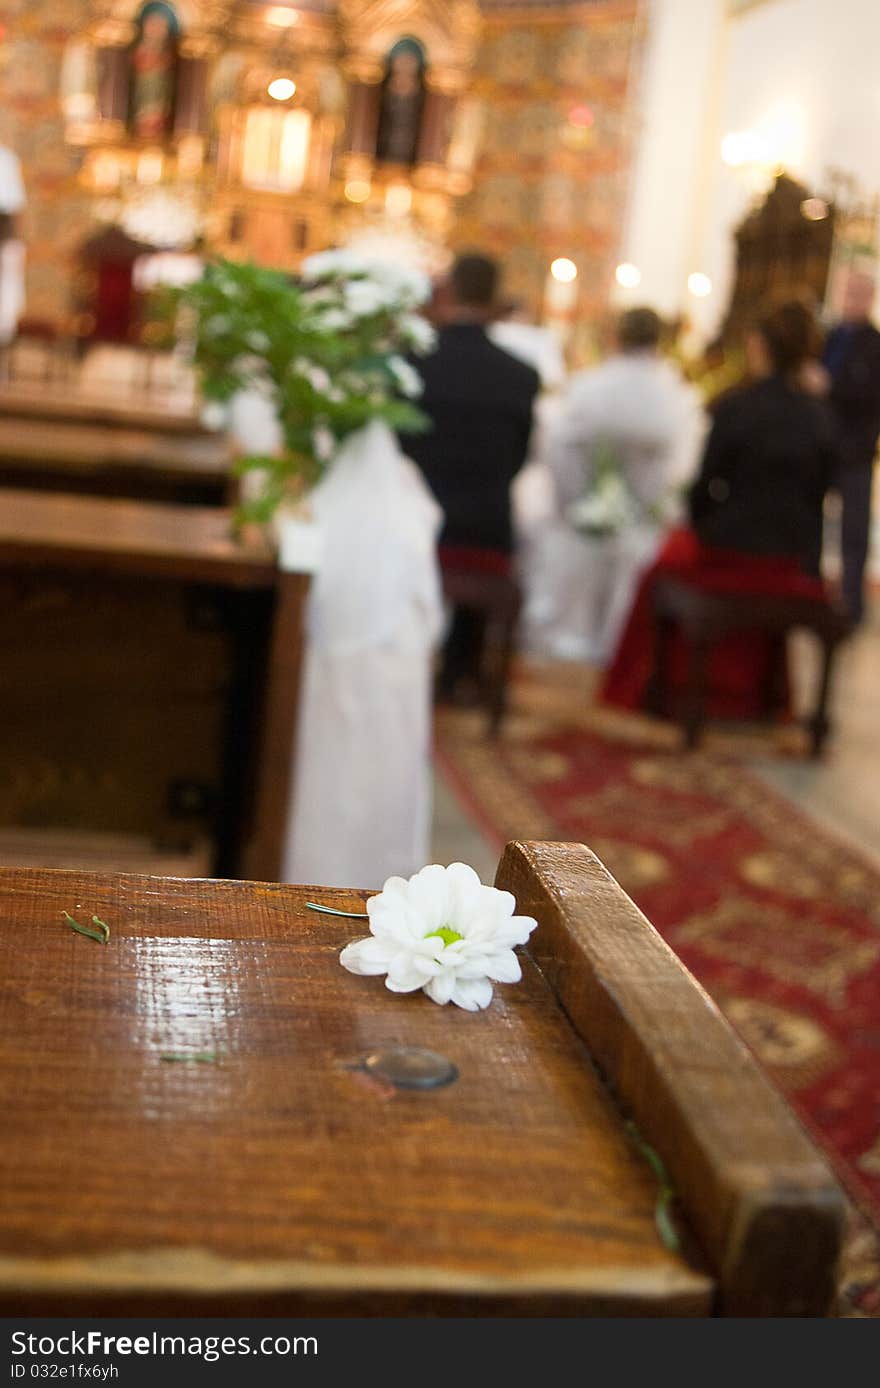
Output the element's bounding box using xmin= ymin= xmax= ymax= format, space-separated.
xmin=178 ymin=257 xmax=433 ymax=527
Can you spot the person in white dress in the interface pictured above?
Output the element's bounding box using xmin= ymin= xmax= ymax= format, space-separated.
xmin=524 ymin=306 xmax=705 ymax=665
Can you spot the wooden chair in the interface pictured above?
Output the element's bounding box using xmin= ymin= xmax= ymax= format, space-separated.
xmin=646 ymin=575 xmax=851 ymax=754
xmin=0 ymin=841 xmax=845 ymax=1315
xmin=439 ymin=559 xmax=521 ymax=737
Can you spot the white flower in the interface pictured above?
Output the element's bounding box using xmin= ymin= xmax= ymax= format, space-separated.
xmin=293 ymin=357 xmax=332 ymax=393
xmin=312 ymin=424 xmax=336 ymax=462
xmin=399 ymin=312 xmax=437 ymax=354
xmin=246 ymin=330 xmax=270 ymax=352
xmin=312 ymin=306 xmax=353 ymax=332
xmin=344 ymin=278 xmax=394 ymax=318
xmin=339 ymin=863 xmax=538 ymax=1011
xmin=566 ymin=472 xmax=638 ymax=537
xmin=301 ymin=249 xmax=361 ymax=282
xmin=388 ymin=354 xmax=423 ymax=399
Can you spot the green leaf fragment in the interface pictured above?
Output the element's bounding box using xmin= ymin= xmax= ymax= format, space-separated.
xmin=63 ymin=911 xmax=107 ymax=945
xmin=625 ymin=1119 xmax=681 ymax=1253
xmin=91 ymin=916 xmax=110 ymax=943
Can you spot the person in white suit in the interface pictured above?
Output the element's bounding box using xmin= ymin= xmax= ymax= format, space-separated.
xmin=525 ymin=306 xmax=705 ymax=665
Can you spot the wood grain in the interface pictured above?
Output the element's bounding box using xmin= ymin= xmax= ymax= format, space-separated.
xmin=241 ymin=573 xmax=311 ymax=883
xmin=0 ymin=417 xmax=230 ymax=477
xmin=495 ymin=840 xmax=845 ymax=1316
xmin=0 ymin=489 xmax=274 ymax=588
xmin=0 ymin=867 xmax=713 ymax=1317
xmin=0 ymin=383 xmax=208 ymax=434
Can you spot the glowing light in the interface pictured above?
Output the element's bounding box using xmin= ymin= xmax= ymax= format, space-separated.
xmin=266 ymin=6 xmax=299 ymax=26
xmin=550 ymin=257 xmax=578 ymax=284
xmin=721 ymin=130 xmax=767 ymax=168
xmin=615 ymin=262 xmax=641 ymax=289
xmin=385 ymin=183 xmax=412 ymax=217
xmin=688 ymin=272 xmax=712 ymax=298
xmin=801 ymin=197 xmax=829 ymax=222
xmin=136 ymin=149 xmax=164 ymax=186
xmin=344 ymin=179 xmax=371 ymax=204
xmin=267 ymin=77 xmax=296 ymax=101
xmin=568 ymin=104 xmax=594 ymax=129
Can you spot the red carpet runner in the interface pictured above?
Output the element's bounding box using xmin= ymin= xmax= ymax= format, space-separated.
xmin=436 ymin=689 xmax=880 ymax=1313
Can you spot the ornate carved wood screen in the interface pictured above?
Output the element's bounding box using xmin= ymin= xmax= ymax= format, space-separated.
xmin=722 ymin=172 xmax=836 ymax=342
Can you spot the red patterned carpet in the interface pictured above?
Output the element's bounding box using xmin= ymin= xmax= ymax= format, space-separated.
xmin=435 ymin=666 xmax=880 ymax=1314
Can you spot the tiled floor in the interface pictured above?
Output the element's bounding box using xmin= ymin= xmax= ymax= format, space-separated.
xmin=432 ymin=597 xmax=880 ymax=877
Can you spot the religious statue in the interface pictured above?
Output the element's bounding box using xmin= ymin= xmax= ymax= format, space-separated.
xmin=375 ymin=39 xmax=426 ymax=167
xmin=129 ymin=2 xmax=179 ymax=141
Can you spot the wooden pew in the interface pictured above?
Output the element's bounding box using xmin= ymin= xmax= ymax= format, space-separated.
xmin=0 ymin=842 xmax=845 ymax=1316
xmin=0 ymin=413 xmax=232 ymax=507
xmin=0 ymin=489 xmax=306 ymax=880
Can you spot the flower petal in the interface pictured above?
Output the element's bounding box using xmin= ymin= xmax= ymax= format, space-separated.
xmin=444 ymin=863 xmax=485 ymax=929
xmin=405 ymin=864 xmax=450 ymax=931
xmin=493 ymin=914 xmax=538 ymax=948
xmin=450 ymin=975 xmax=493 ymax=1012
xmin=387 ymin=950 xmax=437 ymax=990
xmin=375 ymin=875 xmax=409 ymax=901
xmin=484 ymin=949 xmax=522 ymax=984
xmin=423 ymin=970 xmax=457 ymax=1006
xmin=366 ymin=901 xmax=418 ymax=944
xmin=339 ymin=937 xmax=395 ymax=976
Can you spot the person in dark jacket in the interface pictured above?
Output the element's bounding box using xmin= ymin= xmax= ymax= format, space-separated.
xmin=401 ymin=253 xmax=540 ymax=696
xmin=689 ymin=300 xmax=837 ymax=579
xmin=821 ymin=272 xmax=880 ymax=624
xmin=602 ymin=302 xmax=839 ymax=722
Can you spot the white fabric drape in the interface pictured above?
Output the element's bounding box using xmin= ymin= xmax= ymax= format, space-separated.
xmin=0 ymin=240 xmax=25 ymax=345
xmin=282 ymin=420 xmax=443 ymax=889
xmin=231 ymin=394 xmax=443 ymax=888
xmin=0 ymin=146 xmax=26 ymax=346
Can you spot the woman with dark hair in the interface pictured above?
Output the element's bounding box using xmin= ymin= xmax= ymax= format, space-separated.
xmin=688 ymin=301 xmax=833 ymax=576
xmin=601 ymin=301 xmax=839 ymax=721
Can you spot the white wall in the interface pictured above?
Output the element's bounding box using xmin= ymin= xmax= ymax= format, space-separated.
xmin=622 ymin=0 xmax=880 ymax=342
xmin=616 ymin=0 xmax=727 ymax=319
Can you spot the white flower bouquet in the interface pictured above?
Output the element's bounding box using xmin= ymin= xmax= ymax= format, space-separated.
xmin=181 ymin=253 xmax=436 ymax=527
xmin=566 ymin=437 xmax=677 ymax=538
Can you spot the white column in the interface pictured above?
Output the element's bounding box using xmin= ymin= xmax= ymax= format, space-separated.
xmin=616 ymin=0 xmax=727 ymax=329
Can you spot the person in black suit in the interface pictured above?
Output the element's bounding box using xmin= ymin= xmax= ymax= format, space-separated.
xmin=401 ymin=253 xmax=540 ymax=696
xmin=689 ymin=300 xmax=837 ymax=579
xmin=821 ymin=273 xmax=880 ymax=624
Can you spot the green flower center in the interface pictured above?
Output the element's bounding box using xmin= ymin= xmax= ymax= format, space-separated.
xmin=425 ymin=925 xmax=464 ymax=947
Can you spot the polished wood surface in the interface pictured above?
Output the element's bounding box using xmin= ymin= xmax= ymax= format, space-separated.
xmin=0 ymin=382 xmax=208 ymax=434
xmin=0 ymin=412 xmax=231 ymax=506
xmin=0 ymin=489 xmax=274 ymax=586
xmin=0 ymin=863 xmax=714 ymax=1317
xmin=0 ymin=418 xmax=228 ymax=474
xmin=496 ymin=841 xmax=845 ymax=1316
